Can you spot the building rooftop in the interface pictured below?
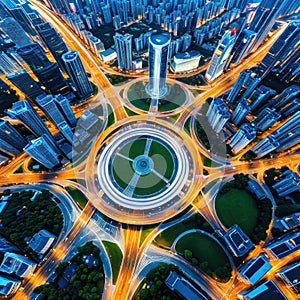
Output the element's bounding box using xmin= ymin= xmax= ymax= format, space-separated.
xmin=277 ymin=262 xmax=300 ymax=292
xmin=29 ymin=229 xmax=56 ymax=255
xmin=239 ymin=254 xmax=272 ymax=285
xmin=240 ymin=280 xmax=287 ymax=300
xmin=174 ymin=50 xmax=201 ymax=60
xmin=165 ymin=271 xmax=207 ymax=300
xmin=150 ymin=33 xmax=170 ymax=46
xmin=223 ymin=224 xmax=254 ymax=257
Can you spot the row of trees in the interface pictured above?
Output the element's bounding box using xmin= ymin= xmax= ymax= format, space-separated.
xmin=35 ymin=242 xmax=104 ymax=300
xmin=182 ymin=249 xmax=232 ymax=282
xmin=0 ymin=189 xmax=63 ymax=259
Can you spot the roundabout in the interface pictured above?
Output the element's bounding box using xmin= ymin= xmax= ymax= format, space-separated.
xmin=85 ymin=116 xmax=202 ymax=224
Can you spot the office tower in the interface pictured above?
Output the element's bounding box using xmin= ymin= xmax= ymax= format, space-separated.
xmin=256 ymin=22 xmax=300 ymax=78
xmin=53 ymin=94 xmax=77 ymax=127
xmin=229 ymin=123 xmax=256 ymax=153
xmin=57 ymin=121 xmax=73 ymax=143
xmin=247 ymin=0 xmax=283 ymax=55
xmin=205 ymin=29 xmax=237 ymax=81
xmin=46 ymin=0 xmax=71 ymax=14
xmin=113 ymin=15 xmax=121 ymax=30
xmin=0 ymin=120 xmax=27 ymax=151
xmin=206 ymin=98 xmax=231 ymax=133
xmin=0 ymin=138 xmax=20 ymax=156
xmin=36 ymin=94 xmax=66 ymax=126
xmin=271 ymin=85 xmax=300 ymax=110
xmin=249 ymin=85 xmax=276 ymax=112
xmin=147 ymin=33 xmax=171 ymax=98
xmin=273 ymin=111 xmax=300 ymax=152
xmin=24 ymin=134 xmax=60 ymax=169
xmin=252 ymin=108 xmax=281 ymax=131
xmin=6 ymin=70 xmax=45 ymax=103
xmin=62 ymin=50 xmax=93 ymax=98
xmin=0 ymin=17 xmax=32 ymax=47
xmin=16 ymin=43 xmax=49 ymax=72
xmin=280 ymin=98 xmax=300 ymax=117
xmin=0 ymin=51 xmax=22 ymax=74
xmin=230 ymin=29 xmax=256 ymax=65
xmin=9 ymin=100 xmax=53 ymax=139
xmin=36 ymin=22 xmax=69 ymax=72
xmin=17 ymin=43 xmax=69 ymax=95
xmin=0 ymin=274 xmax=21 ymax=297
xmin=0 ymin=1 xmax=11 ymax=19
xmin=251 ymin=135 xmax=279 ymax=158
xmin=101 ymin=5 xmax=112 ymax=24
xmin=113 ymin=33 xmax=133 ymax=71
xmin=231 ymin=98 xmax=251 ymax=126
xmin=226 ymin=69 xmax=260 ymax=105
xmin=272 ymin=170 xmax=300 ymax=197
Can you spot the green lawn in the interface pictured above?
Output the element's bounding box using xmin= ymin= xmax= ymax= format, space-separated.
xmin=65 ymin=186 xmax=88 ymax=209
xmin=102 ymin=241 xmax=123 ymax=284
xmin=175 ymin=232 xmax=230 ymax=271
xmin=111 ymin=138 xmax=175 ymax=196
xmin=215 ymin=189 xmax=259 ymax=235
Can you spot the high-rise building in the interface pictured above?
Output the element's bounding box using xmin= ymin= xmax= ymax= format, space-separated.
xmin=113 ymin=33 xmax=133 ymax=71
xmin=24 ymin=134 xmax=60 ymax=169
xmin=206 ymin=98 xmax=231 ymax=133
xmin=36 ymin=94 xmax=66 ymax=126
xmin=147 ymin=33 xmax=171 ymax=98
xmin=226 ymin=69 xmax=260 ymax=105
xmin=231 ymin=98 xmax=251 ymax=126
xmin=0 ymin=51 xmax=21 ymax=74
xmin=62 ymin=50 xmax=93 ymax=98
xmin=229 ymin=123 xmax=256 ymax=154
xmin=6 ymin=70 xmax=45 ymax=103
xmin=280 ymin=98 xmax=300 ymax=117
xmin=230 ymin=29 xmax=256 ymax=65
xmin=17 ymin=43 xmax=69 ymax=95
xmin=57 ymin=121 xmax=73 ymax=143
xmin=36 ymin=22 xmax=69 ymax=72
xmin=101 ymin=5 xmax=112 ymax=24
xmin=253 ymin=108 xmax=281 ymax=131
xmin=271 ymin=85 xmax=300 ymax=110
xmin=249 ymin=85 xmax=276 ymax=112
xmin=256 ymin=22 xmax=300 ymax=78
xmin=9 ymin=100 xmax=53 ymax=139
xmin=251 ymin=135 xmax=280 ymax=158
xmin=272 ymin=170 xmax=300 ymax=197
xmin=0 ymin=138 xmax=20 ymax=157
xmin=205 ymin=29 xmax=237 ymax=81
xmin=0 ymin=120 xmax=27 ymax=151
xmin=53 ymin=94 xmax=77 ymax=127
xmin=247 ymin=0 xmax=283 ymax=54
xmin=0 ymin=275 xmax=21 ymax=297
xmin=0 ymin=17 xmax=32 ymax=47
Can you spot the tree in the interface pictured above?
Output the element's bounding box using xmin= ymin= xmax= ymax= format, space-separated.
xmin=184 ymin=249 xmax=193 ymax=260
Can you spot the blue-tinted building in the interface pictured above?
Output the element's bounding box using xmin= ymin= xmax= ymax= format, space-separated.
xmin=6 ymin=70 xmax=45 ymax=102
xmin=272 ymin=170 xmax=300 ymax=197
xmin=62 ymin=50 xmax=93 ymax=98
xmin=249 ymin=85 xmax=276 ymax=112
xmin=229 ymin=123 xmax=256 ymax=153
xmin=253 ymin=108 xmax=281 ymax=131
xmin=113 ymin=33 xmax=133 ymax=71
xmin=24 ymin=134 xmax=60 ymax=169
xmin=231 ymin=98 xmax=251 ymax=126
xmin=206 ymin=98 xmax=231 ymax=133
xmin=205 ymin=29 xmax=237 ymax=81
xmin=147 ymin=33 xmax=171 ymax=98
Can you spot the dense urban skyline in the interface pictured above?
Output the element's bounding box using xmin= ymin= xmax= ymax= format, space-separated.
xmin=0 ymin=0 xmax=299 ymax=299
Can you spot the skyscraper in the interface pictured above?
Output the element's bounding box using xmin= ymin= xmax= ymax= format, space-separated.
xmin=230 ymin=29 xmax=256 ymax=65
xmin=62 ymin=50 xmax=93 ymax=98
xmin=9 ymin=100 xmax=53 ymax=139
xmin=231 ymin=98 xmax=251 ymax=126
xmin=205 ymin=29 xmax=237 ymax=81
xmin=226 ymin=69 xmax=260 ymax=105
xmin=17 ymin=43 xmax=69 ymax=95
xmin=247 ymin=0 xmax=283 ymax=55
xmin=0 ymin=17 xmax=32 ymax=47
xmin=256 ymin=22 xmax=300 ymax=78
xmin=249 ymin=85 xmax=276 ymax=112
xmin=24 ymin=134 xmax=60 ymax=169
xmin=0 ymin=138 xmax=20 ymax=157
xmin=229 ymin=123 xmax=256 ymax=154
xmin=113 ymin=33 xmax=133 ymax=71
xmin=54 ymin=94 xmax=77 ymax=127
xmin=206 ymin=98 xmax=231 ymax=133
xmin=0 ymin=120 xmax=27 ymax=151
xmin=147 ymin=33 xmax=171 ymax=98
xmin=252 ymin=108 xmax=281 ymax=131
xmin=6 ymin=70 xmax=45 ymax=103
xmin=36 ymin=22 xmax=69 ymax=73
